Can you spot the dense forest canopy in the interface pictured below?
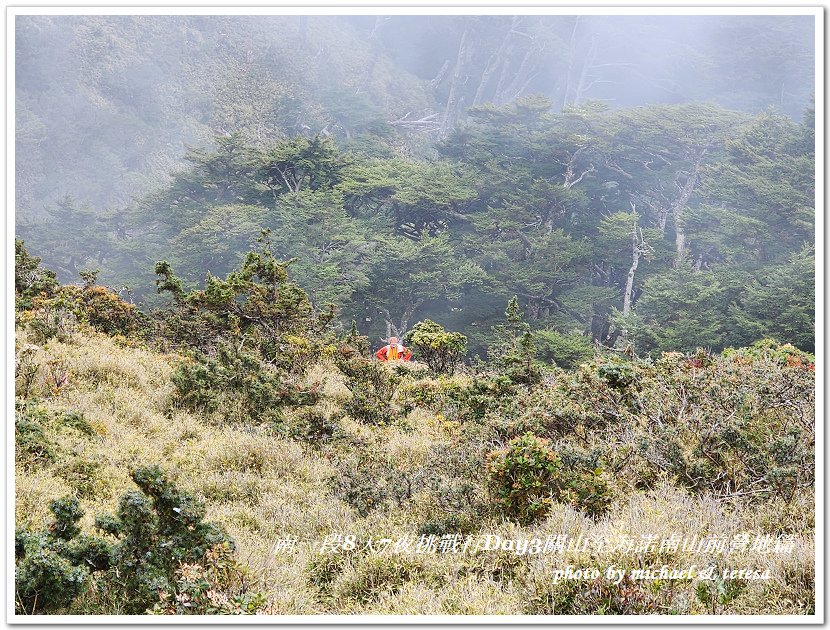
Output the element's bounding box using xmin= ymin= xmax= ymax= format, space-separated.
xmin=15 ymin=14 xmax=816 ymax=358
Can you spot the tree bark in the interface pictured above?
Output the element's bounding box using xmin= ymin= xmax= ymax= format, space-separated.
xmin=564 ymin=147 xmax=595 ymax=188
xmin=498 ymin=37 xmax=540 ymax=104
xmin=430 ymin=60 xmax=451 ymax=89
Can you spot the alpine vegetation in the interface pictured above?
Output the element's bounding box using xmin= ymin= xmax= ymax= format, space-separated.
xmin=14 ymin=13 xmax=815 ymax=617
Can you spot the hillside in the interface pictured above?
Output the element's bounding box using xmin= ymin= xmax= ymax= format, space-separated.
xmin=13 ymin=13 xmax=816 ymax=617
xmin=14 ymin=244 xmax=815 ymax=615
xmin=19 ymin=100 xmax=816 ymax=361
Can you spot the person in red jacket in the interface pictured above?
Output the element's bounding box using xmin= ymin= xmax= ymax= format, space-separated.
xmin=375 ymin=336 xmax=412 ymax=362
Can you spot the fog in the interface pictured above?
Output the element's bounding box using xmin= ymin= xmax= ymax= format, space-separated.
xmin=350 ymin=15 xmax=813 ymax=113
xmin=15 ymin=14 xmax=813 ymax=223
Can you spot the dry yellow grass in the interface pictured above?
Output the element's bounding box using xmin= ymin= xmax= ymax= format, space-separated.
xmin=14 ymin=328 xmax=815 ymax=615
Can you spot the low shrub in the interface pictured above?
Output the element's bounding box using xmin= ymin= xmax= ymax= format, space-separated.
xmin=334 ymin=454 xmax=406 ymax=516
xmin=486 ymin=433 xmax=561 ymax=525
xmin=534 ymin=329 xmax=595 ymax=369
xmin=399 ymin=377 xmax=469 ymax=419
xmin=59 ymin=284 xmax=147 ymax=338
xmin=487 ymin=433 xmax=615 ymax=524
xmin=487 ymin=297 xmax=543 ymax=386
xmin=15 ymin=403 xmax=101 ymax=471
xmin=57 ymin=410 xmax=97 ymax=437
xmin=20 ymin=281 xmax=149 ymax=344
xmin=594 ymin=355 xmax=637 ymax=390
xmin=93 ymin=465 xmax=239 ymax=613
xmin=172 ymin=340 xmax=319 ymax=425
xmin=695 ymin=568 xmax=746 ymax=615
xmin=15 ymin=410 xmax=57 ymax=469
xmin=282 ymin=407 xmax=341 ymax=445
xmin=14 ymin=240 xmax=58 ymax=312
xmin=15 ymin=344 xmax=41 ymax=399
xmin=405 ymin=319 xmax=467 ymax=375
xmin=22 ymin=294 xmax=80 ymax=344
xmin=55 ymin=458 xmax=104 ymax=499
xmin=15 ymin=497 xmax=110 ymax=614
xmin=338 ymin=555 xmax=434 ymax=607
xmin=15 ymin=465 xmax=262 ymax=615
xmin=335 ymin=351 xmax=400 ymax=425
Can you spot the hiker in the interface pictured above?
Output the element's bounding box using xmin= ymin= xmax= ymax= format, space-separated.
xmin=375 ymin=336 xmax=412 ymax=362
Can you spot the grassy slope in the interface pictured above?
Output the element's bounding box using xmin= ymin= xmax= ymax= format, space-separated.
xmin=15 ymin=328 xmax=815 ymax=615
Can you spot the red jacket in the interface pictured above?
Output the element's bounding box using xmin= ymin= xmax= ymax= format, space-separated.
xmin=375 ymin=343 xmax=412 ymax=361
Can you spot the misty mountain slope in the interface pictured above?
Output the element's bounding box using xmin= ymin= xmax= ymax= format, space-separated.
xmin=19 ymin=97 xmax=814 ymax=359
xmin=16 ymin=14 xmax=813 ymax=221
xmin=13 ymin=244 xmax=815 ymax=615
xmin=13 ymin=13 xmax=817 ymax=619
xmin=15 ymin=14 xmax=436 ymax=218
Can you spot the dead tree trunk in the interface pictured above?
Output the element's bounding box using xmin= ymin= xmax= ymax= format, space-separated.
xmin=671 ymin=148 xmax=706 ymax=266
xmin=564 ymin=146 xmax=595 ymax=188
xmin=562 ymin=16 xmax=581 ymax=108
xmin=623 ymin=203 xmax=652 ymax=315
xmin=473 ymin=17 xmax=517 ymax=106
xmin=571 ymin=35 xmax=598 ymax=107
xmin=441 ymin=20 xmax=471 ymax=136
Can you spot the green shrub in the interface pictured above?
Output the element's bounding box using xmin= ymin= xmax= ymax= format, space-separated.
xmin=695 ymin=568 xmax=746 ymax=614
xmin=20 ymin=279 xmax=149 ymax=343
xmin=55 ymin=458 xmax=102 ymax=499
xmin=15 ymin=403 xmax=104 ymax=470
xmin=22 ymin=293 xmax=80 ymax=344
xmin=282 ymin=407 xmax=340 ymax=445
xmin=487 ymin=433 xmax=615 ymax=523
xmin=158 ymin=239 xmax=331 ymax=427
xmin=488 ymin=297 xmax=542 ymax=385
xmin=58 ymin=410 xmax=96 ymax=437
xmin=153 ymin=236 xmax=333 ymax=358
xmin=335 ymin=351 xmax=400 ymax=425
xmin=15 ymin=497 xmax=110 ymax=614
xmin=15 ymin=466 xmax=261 ymax=615
xmin=15 ymin=412 xmax=57 ymax=469
xmin=638 ymin=410 xmax=812 ymax=501
xmin=632 ymin=349 xmax=814 ymax=501
xmin=15 ymin=534 xmax=91 ymax=614
xmin=15 ymin=240 xmax=58 ymax=312
xmin=595 ymin=355 xmax=636 ymax=389
xmin=338 ymin=555 xmax=433 ymax=606
xmin=342 ymin=320 xmax=370 ymax=356
xmin=534 ymin=329 xmax=595 ymax=369
xmin=486 ymin=433 xmax=561 ymax=524
xmin=556 ymin=446 xmax=616 ymax=518
xmin=334 ymin=455 xmax=400 ymax=516
xmin=401 ymin=374 xmax=517 ymax=424
xmin=172 ymin=340 xmax=319 ymax=425
xmin=57 ymin=284 xmax=149 ymax=338
xmin=15 ymin=344 xmax=41 ymax=399
xmin=406 ymin=319 xmax=467 ymax=374
xmin=722 ymin=338 xmax=815 ymax=369
xmin=94 ymin=465 xmax=234 ymax=613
